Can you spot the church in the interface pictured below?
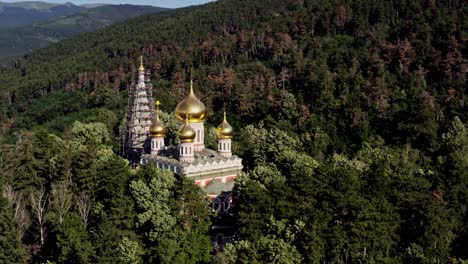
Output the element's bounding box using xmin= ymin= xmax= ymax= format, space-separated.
xmin=125 ymin=57 xmax=243 ymax=212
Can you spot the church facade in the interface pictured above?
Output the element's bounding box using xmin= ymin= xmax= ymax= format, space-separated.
xmin=126 ymin=57 xmax=243 ymax=205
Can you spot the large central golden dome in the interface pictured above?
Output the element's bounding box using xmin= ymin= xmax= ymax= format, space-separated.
xmin=175 ymin=80 xmax=207 ymax=123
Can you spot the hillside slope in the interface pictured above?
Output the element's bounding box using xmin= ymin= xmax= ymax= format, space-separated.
xmin=0 ymin=0 xmax=465 ymax=142
xmin=0 ymin=4 xmax=167 ymax=60
xmin=0 ymin=0 xmax=465 ymax=112
xmin=0 ymin=0 xmax=467 ymax=262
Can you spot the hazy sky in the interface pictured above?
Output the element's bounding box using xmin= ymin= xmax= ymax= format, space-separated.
xmin=1 ymin=0 xmax=216 ymax=8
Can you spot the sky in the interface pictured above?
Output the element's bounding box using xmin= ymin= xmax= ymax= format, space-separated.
xmin=1 ymin=0 xmax=216 ymax=8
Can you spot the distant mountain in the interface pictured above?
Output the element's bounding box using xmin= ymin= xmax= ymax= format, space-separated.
xmin=0 ymin=4 xmax=167 ymax=60
xmin=0 ymin=1 xmax=87 ymax=27
xmin=0 ymin=1 xmax=57 ymax=10
xmin=80 ymin=3 xmax=107 ymax=9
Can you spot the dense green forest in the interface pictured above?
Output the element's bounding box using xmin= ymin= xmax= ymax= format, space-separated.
xmin=0 ymin=0 xmax=467 ymax=263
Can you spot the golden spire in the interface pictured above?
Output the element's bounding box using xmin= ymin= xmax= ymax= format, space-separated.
xmin=190 ymin=79 xmax=194 ymax=95
xmin=149 ymin=100 xmax=166 ymax=137
xmin=139 ymin=55 xmax=144 ymax=71
xmin=155 ymin=100 xmax=161 ymax=115
xmin=217 ymin=111 xmax=233 ymax=139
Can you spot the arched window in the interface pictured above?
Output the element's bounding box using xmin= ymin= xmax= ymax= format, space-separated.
xmin=197 ymin=130 xmax=200 ymax=142
xmin=216 ymin=234 xmax=224 ymax=246
xmin=224 ymin=201 xmax=230 ymax=212
xmin=213 ymin=201 xmax=219 ymax=211
xmin=181 ymin=147 xmax=184 ymax=155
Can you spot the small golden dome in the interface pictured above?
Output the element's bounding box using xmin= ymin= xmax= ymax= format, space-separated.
xmin=175 ymin=80 xmax=207 ymax=123
xmin=216 ymin=111 xmax=233 ymax=139
xmin=149 ymin=114 xmax=167 ymax=137
xmin=178 ymin=117 xmax=196 ymax=143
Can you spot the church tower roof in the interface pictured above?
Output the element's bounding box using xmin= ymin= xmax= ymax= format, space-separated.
xmin=175 ymin=80 xmax=207 ymax=123
xmin=216 ymin=111 xmax=233 ymax=139
xmin=149 ymin=101 xmax=167 ymax=137
xmin=178 ymin=116 xmax=196 ymax=142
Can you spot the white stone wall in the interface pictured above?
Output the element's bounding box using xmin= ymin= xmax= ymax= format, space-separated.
xmin=179 ymin=142 xmax=195 ymax=163
xmin=151 ymin=137 xmax=165 ymax=156
xmin=218 ymin=138 xmax=232 ymax=158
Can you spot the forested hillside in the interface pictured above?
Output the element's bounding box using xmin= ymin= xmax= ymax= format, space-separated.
xmin=0 ymin=4 xmax=167 ymax=60
xmin=0 ymin=0 xmax=467 ymax=263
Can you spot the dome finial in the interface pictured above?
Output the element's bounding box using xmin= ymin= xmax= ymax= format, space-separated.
xmin=190 ymin=79 xmax=194 ymax=95
xmin=155 ymin=100 xmax=161 ymax=112
xmin=139 ymin=55 xmax=144 ymax=71
xmin=149 ymin=101 xmax=167 ymax=137
xmin=155 ymin=100 xmax=161 ymax=120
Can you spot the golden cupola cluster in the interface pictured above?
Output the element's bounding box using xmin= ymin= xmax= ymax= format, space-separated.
xmin=175 ymin=80 xmax=207 ymax=123
xmin=216 ymin=111 xmax=233 ymax=139
xmin=178 ymin=116 xmax=196 ymax=143
xmin=149 ymin=101 xmax=167 ymax=137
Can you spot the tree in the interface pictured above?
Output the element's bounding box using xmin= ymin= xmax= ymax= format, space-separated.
xmin=54 ymin=213 xmax=95 ymax=264
xmin=49 ymin=181 xmax=73 ymax=225
xmin=30 ymin=187 xmax=48 ymax=247
xmin=0 ymin=197 xmax=28 ymax=264
xmin=75 ymin=192 xmax=92 ymax=227
xmin=118 ymin=237 xmax=144 ymax=264
xmin=130 ymin=165 xmax=176 ymax=242
xmin=2 ymin=185 xmax=30 ymax=239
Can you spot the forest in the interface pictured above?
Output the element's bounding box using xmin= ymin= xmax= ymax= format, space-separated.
xmin=0 ymin=0 xmax=467 ymax=263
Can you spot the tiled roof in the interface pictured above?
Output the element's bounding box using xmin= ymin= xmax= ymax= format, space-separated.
xmin=204 ymin=179 xmax=235 ymax=195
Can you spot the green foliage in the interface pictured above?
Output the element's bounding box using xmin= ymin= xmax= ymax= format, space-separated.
xmin=130 ymin=166 xmax=176 ymax=242
xmin=0 ymin=0 xmax=466 ymax=262
xmin=54 ymin=213 xmax=95 ymax=264
xmin=118 ymin=237 xmax=144 ymax=264
xmin=130 ymin=166 xmax=212 ymax=263
xmin=0 ymin=197 xmax=28 ymax=264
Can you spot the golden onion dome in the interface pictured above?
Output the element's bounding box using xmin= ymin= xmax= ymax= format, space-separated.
xmin=178 ymin=116 xmax=196 ymax=143
xmin=149 ymin=114 xmax=167 ymax=137
xmin=216 ymin=111 xmax=233 ymax=139
xmin=175 ymin=80 xmax=207 ymax=123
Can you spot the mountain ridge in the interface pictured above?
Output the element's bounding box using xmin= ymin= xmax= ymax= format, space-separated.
xmin=0 ymin=4 xmax=168 ymax=60
xmin=0 ymin=1 xmax=87 ymax=27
